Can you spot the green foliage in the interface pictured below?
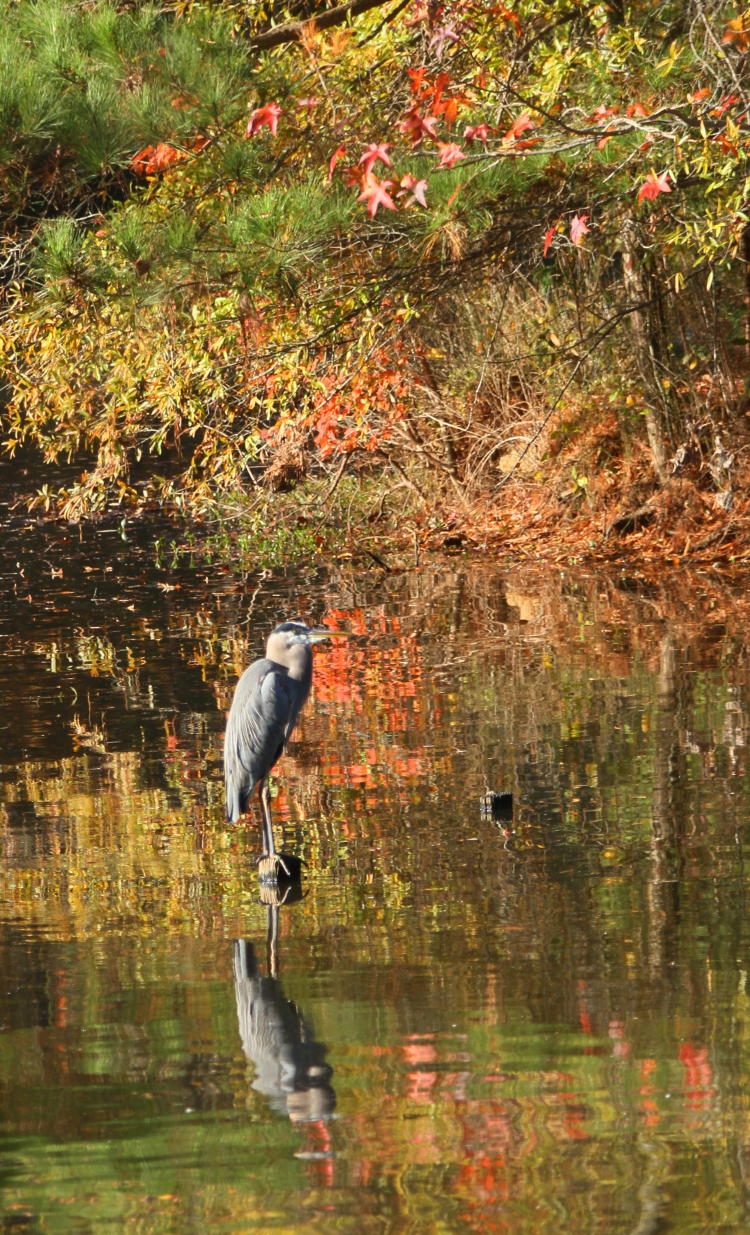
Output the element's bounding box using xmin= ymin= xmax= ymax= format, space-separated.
xmin=225 ymin=180 xmax=354 ymax=289
xmin=33 ymin=217 xmax=101 ymax=293
xmin=110 ymin=208 xmax=153 ymax=269
xmin=0 ymin=0 xmax=247 ymax=189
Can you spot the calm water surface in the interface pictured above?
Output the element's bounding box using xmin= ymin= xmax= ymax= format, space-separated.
xmin=1 ymin=518 xmax=750 ymax=1233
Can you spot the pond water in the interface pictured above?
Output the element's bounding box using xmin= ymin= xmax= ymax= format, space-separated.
xmin=2 ymin=515 xmax=750 ymax=1233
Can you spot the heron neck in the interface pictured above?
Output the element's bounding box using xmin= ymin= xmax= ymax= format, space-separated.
xmin=285 ymin=644 xmax=312 ymax=683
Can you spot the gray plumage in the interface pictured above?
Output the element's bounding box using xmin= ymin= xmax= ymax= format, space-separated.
xmin=223 ymin=621 xmax=344 ymax=867
xmin=233 ymin=937 xmax=335 ymax=1123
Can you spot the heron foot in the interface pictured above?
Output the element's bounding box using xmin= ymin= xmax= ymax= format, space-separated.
xmin=257 ymin=852 xmax=304 ymax=885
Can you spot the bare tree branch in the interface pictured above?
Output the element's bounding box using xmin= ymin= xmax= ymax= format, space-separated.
xmin=248 ymin=0 xmax=403 ymax=52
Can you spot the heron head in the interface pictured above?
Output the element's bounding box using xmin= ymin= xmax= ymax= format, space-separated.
xmin=271 ymin=620 xmax=348 ymax=648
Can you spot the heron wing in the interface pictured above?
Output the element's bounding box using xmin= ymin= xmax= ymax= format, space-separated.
xmin=224 ymin=659 xmax=298 ymax=822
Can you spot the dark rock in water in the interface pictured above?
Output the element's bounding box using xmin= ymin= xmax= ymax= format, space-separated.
xmin=259 ymin=879 xmax=304 ymax=907
xmin=480 ymin=791 xmax=513 ymax=821
xmin=258 ymin=852 xmax=304 ymax=886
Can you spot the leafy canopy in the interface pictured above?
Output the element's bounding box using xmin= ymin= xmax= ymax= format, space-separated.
xmin=1 ymin=0 xmax=748 ymax=517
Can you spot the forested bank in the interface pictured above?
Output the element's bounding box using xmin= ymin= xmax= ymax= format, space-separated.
xmin=1 ymin=0 xmax=750 ymax=565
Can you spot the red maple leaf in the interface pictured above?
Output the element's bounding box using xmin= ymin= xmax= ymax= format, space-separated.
xmin=342 ymin=163 xmax=366 ymax=188
xmin=543 ymin=223 xmax=557 ymax=257
xmin=429 ymin=25 xmax=461 ymax=56
xmin=435 ymin=141 xmax=466 ymax=168
xmin=716 ymin=132 xmax=739 ymax=155
xmin=464 ymin=123 xmax=491 ymax=143
xmin=131 ymin=144 xmax=156 ymax=174
xmin=503 ymin=112 xmax=535 ymax=141
xmin=130 ymin=143 xmax=185 ymax=176
xmin=358 ymin=143 xmax=392 ymax=173
xmin=398 ymin=173 xmax=428 ymax=207
xmin=443 ymin=96 xmax=462 ymax=126
xmin=637 ymin=170 xmax=671 ymax=203
xmin=357 ymin=173 xmax=397 ymax=217
xmin=246 ymin=102 xmax=282 ymax=137
xmin=587 ymin=103 xmax=619 ymax=123
xmin=427 ymin=73 xmax=468 ymax=125
xmin=492 ymin=4 xmax=522 ymax=35
xmin=400 ymin=106 xmax=440 ymax=144
xmin=570 ymin=213 xmax=590 ymax=245
xmin=431 ymin=72 xmax=452 ymax=106
xmin=407 ymin=67 xmax=430 ymax=97
xmin=328 ymin=144 xmax=346 ymax=179
xmin=710 ymin=94 xmax=739 ymax=117
xmin=151 ymin=143 xmax=185 ymax=171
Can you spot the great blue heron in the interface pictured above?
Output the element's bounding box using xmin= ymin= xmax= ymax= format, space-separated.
xmin=224 ymin=620 xmax=346 ymax=879
xmin=233 ymin=905 xmax=335 ymax=1123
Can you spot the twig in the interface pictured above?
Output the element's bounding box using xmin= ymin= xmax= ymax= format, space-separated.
xmin=321 ymin=451 xmax=351 ymax=505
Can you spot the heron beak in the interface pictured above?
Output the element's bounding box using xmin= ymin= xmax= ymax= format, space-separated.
xmin=309 ymin=626 xmax=349 ymax=643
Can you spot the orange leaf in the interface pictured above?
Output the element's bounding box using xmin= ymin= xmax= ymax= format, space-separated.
xmin=503 ymin=112 xmax=535 ymax=141
xmin=328 ymin=143 xmax=346 ymax=179
xmin=246 ymin=102 xmax=282 ymax=137
xmin=443 ymin=96 xmax=459 ymax=126
xmin=130 ymin=143 xmax=185 ymax=176
xmin=723 ymin=12 xmax=750 ymax=51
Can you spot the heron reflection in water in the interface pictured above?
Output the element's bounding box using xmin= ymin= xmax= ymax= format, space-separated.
xmin=224 ymin=620 xmax=348 ymax=881
xmin=233 ymin=901 xmax=335 ymax=1123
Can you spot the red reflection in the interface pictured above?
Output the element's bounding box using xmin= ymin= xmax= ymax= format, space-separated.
xmin=679 ymin=1042 xmax=714 ymax=1110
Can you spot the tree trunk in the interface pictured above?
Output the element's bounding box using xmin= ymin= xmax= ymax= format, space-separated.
xmin=620 ymin=218 xmax=670 ymax=483
xmin=647 ymin=632 xmax=686 ymax=979
xmin=742 ymin=222 xmax=750 ymax=363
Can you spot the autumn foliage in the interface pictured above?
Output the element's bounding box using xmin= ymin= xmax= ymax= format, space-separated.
xmin=1 ymin=0 xmax=749 ymax=561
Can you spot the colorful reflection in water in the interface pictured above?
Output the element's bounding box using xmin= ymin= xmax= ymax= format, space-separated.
xmin=1 ymin=521 xmax=750 ymax=1232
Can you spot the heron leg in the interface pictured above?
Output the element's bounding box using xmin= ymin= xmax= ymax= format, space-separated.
xmin=267 ymin=903 xmax=279 ymax=978
xmin=258 ymin=779 xmax=274 ymax=854
xmin=258 ymin=780 xmax=290 ymax=879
